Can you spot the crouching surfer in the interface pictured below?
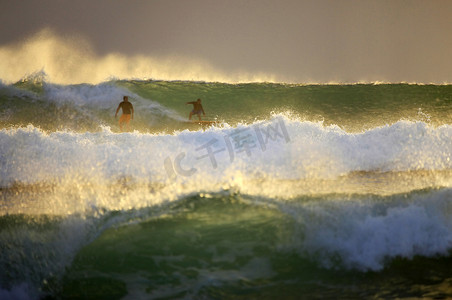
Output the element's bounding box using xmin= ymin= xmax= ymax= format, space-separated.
xmin=186 ymin=98 xmax=205 ymax=121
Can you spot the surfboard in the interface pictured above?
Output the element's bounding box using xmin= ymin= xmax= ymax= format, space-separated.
xmin=185 ymin=121 xmax=218 ymax=125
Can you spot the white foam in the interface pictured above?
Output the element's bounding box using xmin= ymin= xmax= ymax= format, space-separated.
xmin=42 ymin=82 xmax=184 ymax=121
xmin=1 ymin=117 xmax=450 ymax=185
xmin=0 ymin=117 xmax=450 ymax=216
xmin=272 ymin=188 xmax=452 ymax=271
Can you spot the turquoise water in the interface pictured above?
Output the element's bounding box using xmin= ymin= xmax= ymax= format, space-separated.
xmin=0 ymin=77 xmax=451 ymax=299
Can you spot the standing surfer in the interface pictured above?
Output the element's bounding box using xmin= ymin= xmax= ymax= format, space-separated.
xmin=186 ymin=98 xmax=205 ymax=121
xmin=115 ymin=96 xmax=134 ymax=132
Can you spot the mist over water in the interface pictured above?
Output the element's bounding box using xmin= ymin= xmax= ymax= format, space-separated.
xmin=5 ymin=29 xmax=452 ymax=86
xmin=0 ymin=29 xmax=278 ymax=85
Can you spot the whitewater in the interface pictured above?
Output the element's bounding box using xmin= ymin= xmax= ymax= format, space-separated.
xmin=1 ymin=76 xmax=451 ymax=299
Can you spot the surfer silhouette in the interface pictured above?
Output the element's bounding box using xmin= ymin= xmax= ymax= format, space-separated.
xmin=115 ymin=96 xmax=134 ymax=132
xmin=186 ymin=98 xmax=205 ymax=121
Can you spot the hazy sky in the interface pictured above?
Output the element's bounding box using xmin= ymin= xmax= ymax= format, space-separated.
xmin=2 ymin=0 xmax=452 ymax=83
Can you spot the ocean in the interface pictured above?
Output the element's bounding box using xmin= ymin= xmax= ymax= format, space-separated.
xmin=0 ymin=74 xmax=451 ymax=299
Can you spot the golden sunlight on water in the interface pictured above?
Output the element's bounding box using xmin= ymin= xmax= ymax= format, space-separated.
xmin=1 ymin=169 xmax=450 ymax=216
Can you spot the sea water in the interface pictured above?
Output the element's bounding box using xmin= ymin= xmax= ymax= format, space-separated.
xmin=0 ymin=75 xmax=451 ymax=299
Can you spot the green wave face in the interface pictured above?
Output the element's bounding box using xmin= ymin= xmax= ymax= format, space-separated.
xmin=1 ymin=80 xmax=451 ymax=133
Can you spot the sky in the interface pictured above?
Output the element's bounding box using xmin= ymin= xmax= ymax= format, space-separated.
xmin=1 ymin=0 xmax=452 ymax=84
